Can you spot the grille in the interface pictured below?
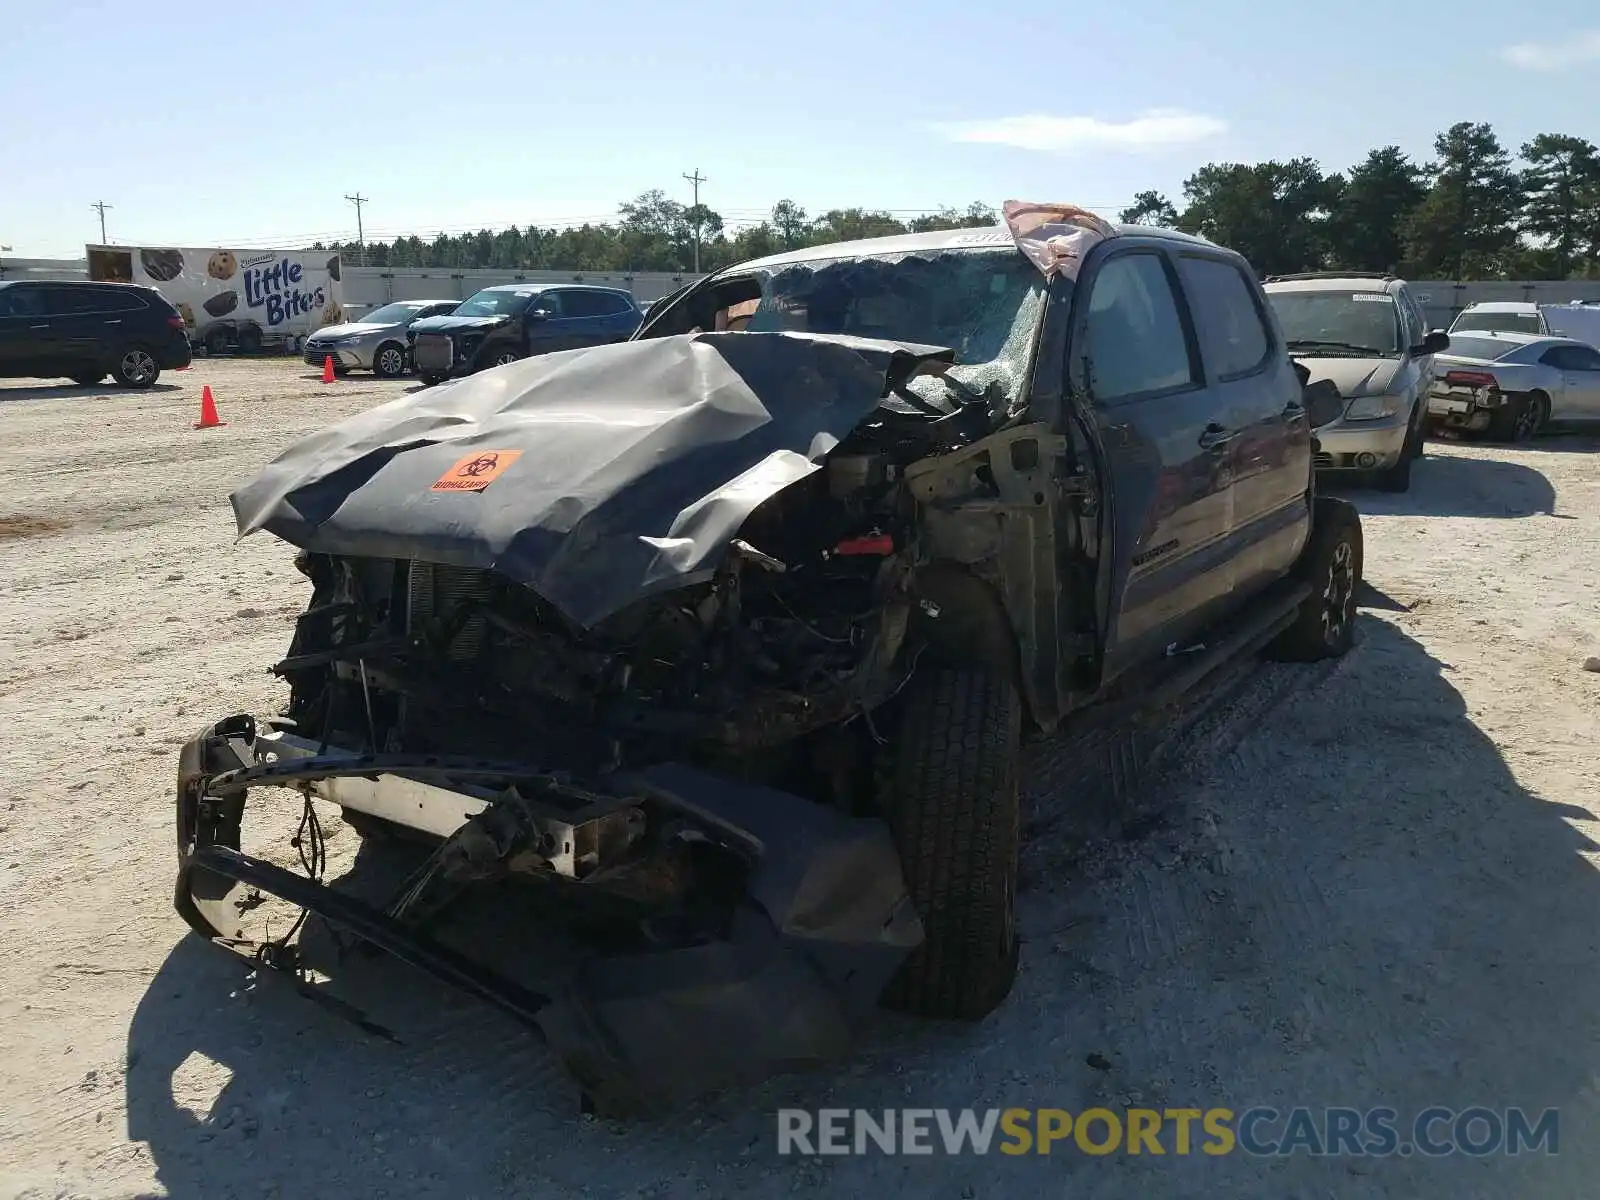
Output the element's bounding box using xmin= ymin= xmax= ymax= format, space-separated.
xmin=406 ymin=561 xmax=495 ymax=662
xmin=413 ymin=334 xmax=453 ymax=370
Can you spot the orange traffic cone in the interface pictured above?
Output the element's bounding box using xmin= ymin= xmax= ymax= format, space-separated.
xmin=193 ymin=385 xmax=226 ymax=430
xmin=321 ymin=355 xmax=336 ymax=384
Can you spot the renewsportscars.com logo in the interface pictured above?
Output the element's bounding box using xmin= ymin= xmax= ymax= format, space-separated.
xmin=776 ymin=1106 xmax=1560 ymax=1158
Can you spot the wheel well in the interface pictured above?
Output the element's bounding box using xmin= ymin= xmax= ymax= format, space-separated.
xmin=907 ymin=562 xmax=1024 ymax=685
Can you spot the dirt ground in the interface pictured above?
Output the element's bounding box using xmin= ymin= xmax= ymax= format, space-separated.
xmin=1 ymin=358 xmax=1597 ymax=1199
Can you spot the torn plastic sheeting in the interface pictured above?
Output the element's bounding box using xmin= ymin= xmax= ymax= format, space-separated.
xmin=229 ymin=331 xmax=954 ymax=629
xmin=1001 ymin=200 xmax=1120 ymax=281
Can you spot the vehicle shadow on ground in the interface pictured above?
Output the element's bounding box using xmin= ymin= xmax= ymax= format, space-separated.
xmin=0 ymin=382 xmax=182 ymax=402
xmin=124 ymin=615 xmax=1600 ymax=1199
xmin=1325 ymin=450 xmax=1557 ymax=518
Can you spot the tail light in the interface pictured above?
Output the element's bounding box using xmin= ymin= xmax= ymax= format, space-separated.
xmin=1444 ymin=370 xmax=1496 ymax=389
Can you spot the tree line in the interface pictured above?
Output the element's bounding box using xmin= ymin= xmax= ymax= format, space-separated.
xmin=315 ymin=198 xmax=999 ymax=276
xmin=1122 ymin=122 xmax=1600 ymax=280
xmin=315 ymin=122 xmax=1600 ymax=281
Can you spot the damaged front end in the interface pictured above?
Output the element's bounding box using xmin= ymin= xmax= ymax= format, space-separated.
xmin=177 ymin=224 xmax=1089 ymax=1110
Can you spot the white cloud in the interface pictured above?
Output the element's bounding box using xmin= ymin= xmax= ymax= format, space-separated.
xmin=1502 ymin=29 xmax=1600 ymax=70
xmin=934 ymin=109 xmax=1227 ymax=154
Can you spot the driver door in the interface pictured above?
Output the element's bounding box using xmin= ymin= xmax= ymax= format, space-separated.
xmin=1550 ymin=343 xmax=1600 ymax=420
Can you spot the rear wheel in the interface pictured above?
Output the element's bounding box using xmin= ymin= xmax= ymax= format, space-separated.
xmin=236 ymin=324 xmax=263 ymax=354
xmin=419 ymin=371 xmax=448 ymax=387
xmin=373 ymin=341 xmax=408 ymax=379
xmin=111 ymin=347 xmax=160 ymax=388
xmin=204 ymin=327 xmax=230 ymax=356
xmin=1268 ymin=497 xmax=1362 ymax=662
xmin=877 ymin=667 xmax=1021 ymax=1020
xmin=1490 ymin=391 xmax=1547 ymax=442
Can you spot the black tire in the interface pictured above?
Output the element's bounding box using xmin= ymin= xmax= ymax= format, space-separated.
xmin=111 ymin=346 xmax=161 ymax=389
xmin=204 ymin=327 xmax=230 ymax=356
xmin=877 ymin=667 xmax=1021 ymax=1020
xmin=419 ymin=371 xmax=448 ymax=387
xmin=1489 ymin=391 xmax=1547 ymax=443
xmin=1268 ymin=497 xmax=1363 ymax=662
xmin=1404 ymin=400 xmax=1427 ymax=461
xmin=372 ymin=341 xmax=408 ymax=379
xmin=69 ymin=371 xmax=104 ymax=387
xmin=485 ymin=348 xmax=522 ymax=369
xmin=236 ymin=324 xmax=263 ymax=354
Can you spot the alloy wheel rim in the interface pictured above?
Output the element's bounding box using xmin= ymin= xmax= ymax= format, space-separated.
xmin=1322 ymin=540 xmax=1355 ymax=643
xmin=1516 ymin=399 xmax=1541 ymax=440
xmin=379 ymin=348 xmax=403 ymax=375
xmin=122 ymin=350 xmax=154 ymax=383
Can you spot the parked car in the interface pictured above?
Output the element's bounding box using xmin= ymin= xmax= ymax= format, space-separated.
xmin=302 ymin=299 xmax=460 ymax=378
xmin=1449 ymin=299 xmax=1600 ymax=349
xmin=1262 ymin=272 xmax=1448 ymax=492
xmin=0 ymin=279 xmax=192 ymax=388
xmin=408 ymin=283 xmax=642 ymax=385
xmin=1425 ymin=331 xmax=1600 ymax=440
xmin=178 ymin=219 xmax=1361 ymax=1115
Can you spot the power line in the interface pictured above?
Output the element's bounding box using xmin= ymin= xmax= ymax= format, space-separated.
xmin=90 ymin=201 xmax=113 ymax=244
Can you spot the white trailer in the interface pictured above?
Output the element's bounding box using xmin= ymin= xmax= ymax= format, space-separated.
xmin=85 ymin=244 xmax=345 ymax=354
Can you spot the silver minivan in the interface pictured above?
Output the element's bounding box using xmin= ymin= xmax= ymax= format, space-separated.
xmin=1263 ymin=272 xmax=1448 ymax=493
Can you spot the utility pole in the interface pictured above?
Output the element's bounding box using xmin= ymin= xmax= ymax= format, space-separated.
xmin=345 ymin=192 xmax=368 ymax=266
xmin=682 ymin=169 xmax=706 ymax=273
xmin=90 ymin=201 xmax=113 ymax=244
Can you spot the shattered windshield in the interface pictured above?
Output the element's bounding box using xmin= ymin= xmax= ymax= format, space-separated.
xmin=744 ymin=248 xmax=1048 ymax=408
xmin=453 ymin=290 xmax=532 ymax=318
xmin=1268 ymin=291 xmax=1401 ymax=355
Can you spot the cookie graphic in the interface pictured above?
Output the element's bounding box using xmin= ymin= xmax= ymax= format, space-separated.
xmin=326 ymin=255 xmax=342 ymax=283
xmin=204 ymin=291 xmax=239 ymax=318
xmin=207 ymin=250 xmax=237 ymax=281
xmin=140 ymin=248 xmax=184 ymax=282
xmin=175 ymin=302 xmax=196 ymax=328
xmin=321 ymin=300 xmax=344 ymax=326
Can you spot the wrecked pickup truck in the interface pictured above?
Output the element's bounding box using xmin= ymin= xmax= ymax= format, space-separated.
xmin=175 ymin=204 xmax=1361 ymax=1115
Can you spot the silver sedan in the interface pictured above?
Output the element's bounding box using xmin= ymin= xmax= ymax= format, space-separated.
xmin=1426 ymin=331 xmax=1600 ymax=441
xmin=303 ymin=299 xmax=460 ymax=378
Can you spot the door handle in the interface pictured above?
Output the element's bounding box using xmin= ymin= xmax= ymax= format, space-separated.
xmin=29 ymin=323 xmax=48 ymax=330
xmin=1282 ymin=401 xmax=1306 ymax=421
xmin=1198 ymin=424 xmax=1236 ymax=451
xmin=104 ymin=319 xmax=122 ymax=325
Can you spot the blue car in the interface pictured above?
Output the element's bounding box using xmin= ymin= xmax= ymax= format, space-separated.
xmin=408 ymin=283 xmax=641 ymax=385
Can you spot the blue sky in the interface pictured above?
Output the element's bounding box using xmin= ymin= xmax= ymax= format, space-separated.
xmin=3 ymin=0 xmax=1599 ymax=257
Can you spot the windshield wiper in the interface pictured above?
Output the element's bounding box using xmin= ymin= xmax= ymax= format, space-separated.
xmin=1286 ymin=339 xmax=1385 ymax=355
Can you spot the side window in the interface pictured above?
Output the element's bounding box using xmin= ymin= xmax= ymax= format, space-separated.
xmin=1540 ymin=346 xmax=1574 ymax=369
xmin=1174 ymin=256 xmax=1271 ymax=378
xmin=1572 ymin=345 xmax=1600 ymax=371
xmin=0 ymin=287 xmax=46 ymax=317
xmin=1083 ymin=253 xmax=1197 ymax=403
xmin=564 ymin=291 xmax=633 ymax=318
xmin=531 ymin=291 xmax=564 ymax=317
xmin=66 ymin=288 xmax=145 ymax=314
xmin=1396 ymin=290 xmax=1422 ymax=348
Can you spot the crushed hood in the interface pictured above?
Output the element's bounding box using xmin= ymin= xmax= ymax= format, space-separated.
xmin=1290 ymin=355 xmax=1402 ymax=399
xmin=410 ymin=314 xmax=513 ymax=335
xmin=231 ymin=331 xmax=955 ymax=628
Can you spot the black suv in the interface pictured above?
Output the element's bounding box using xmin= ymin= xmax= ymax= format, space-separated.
xmin=409 ymin=283 xmax=641 ymax=385
xmin=0 ymin=280 xmax=193 ymax=388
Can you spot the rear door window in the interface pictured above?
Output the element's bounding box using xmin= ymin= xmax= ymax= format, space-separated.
xmin=1175 ymin=256 xmax=1272 ymax=379
xmin=563 ymin=291 xmax=634 ymax=318
xmin=1082 ymin=252 xmax=1198 ymax=403
xmin=0 ymin=286 xmax=47 ymax=317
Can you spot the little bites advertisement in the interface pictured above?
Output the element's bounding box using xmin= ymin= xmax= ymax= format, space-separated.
xmin=86 ymin=244 xmax=344 ymax=339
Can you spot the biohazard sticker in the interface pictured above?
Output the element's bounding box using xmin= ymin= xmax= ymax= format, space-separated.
xmin=432 ymin=449 xmax=523 ymax=492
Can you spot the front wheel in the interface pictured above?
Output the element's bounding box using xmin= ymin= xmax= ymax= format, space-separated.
xmin=1268 ymin=497 xmax=1362 ymax=662
xmin=418 ymin=371 xmax=448 ymax=387
xmin=373 ymin=342 xmax=408 ymax=379
xmin=112 ymin=347 xmax=161 ymax=388
xmin=876 ymin=668 xmax=1021 ymax=1020
xmin=487 ymin=348 xmax=521 ymax=369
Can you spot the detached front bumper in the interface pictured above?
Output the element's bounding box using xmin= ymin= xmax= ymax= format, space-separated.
xmin=1312 ymin=411 xmax=1409 ymax=472
xmin=174 ymin=716 xmax=922 ymax=1115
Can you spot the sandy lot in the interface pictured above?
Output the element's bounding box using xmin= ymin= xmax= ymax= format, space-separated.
xmin=1 ymin=358 xmax=1598 ymax=1199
